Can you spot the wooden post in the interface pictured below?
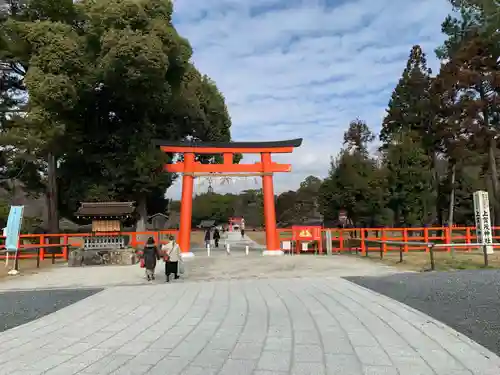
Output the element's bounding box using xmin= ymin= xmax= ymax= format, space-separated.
xmin=339 ymin=229 xmax=344 ymax=253
xmin=445 ymin=226 xmax=452 ymax=252
xmin=483 ymin=243 xmax=489 ymax=267
xmin=381 ymin=229 xmax=387 ymax=253
xmin=40 ymin=235 xmax=45 ymax=260
xmin=361 ymin=229 xmax=367 ymax=255
xmin=63 ymin=234 xmax=69 ymax=260
xmin=429 ymin=244 xmax=435 ymax=271
xmin=318 ymin=229 xmax=323 ymax=255
xmin=130 ymin=232 xmax=137 ymax=248
xmin=465 ymin=227 xmax=472 ymax=252
xmin=403 ymin=229 xmax=409 ymax=252
xmin=424 ymin=227 xmax=429 ymax=252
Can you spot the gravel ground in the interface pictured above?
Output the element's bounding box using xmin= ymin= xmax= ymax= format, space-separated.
xmin=0 ymin=288 xmax=102 ymax=332
xmin=346 ymin=269 xmax=500 ymax=356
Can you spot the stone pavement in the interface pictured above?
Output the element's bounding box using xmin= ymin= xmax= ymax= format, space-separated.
xmin=1 ymin=277 xmax=500 ymax=375
xmin=0 ymin=253 xmax=400 ymax=291
xmin=222 ymin=231 xmax=265 ymax=250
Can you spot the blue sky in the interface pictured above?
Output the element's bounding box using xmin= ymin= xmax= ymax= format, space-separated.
xmin=167 ymin=0 xmax=452 ymax=199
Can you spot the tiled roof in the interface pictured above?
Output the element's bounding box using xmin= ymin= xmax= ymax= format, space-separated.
xmin=200 ymin=220 xmax=216 ymax=227
xmin=75 ymin=202 xmax=135 ymax=217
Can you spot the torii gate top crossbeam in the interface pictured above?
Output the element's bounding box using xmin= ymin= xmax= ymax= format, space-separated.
xmin=154 ymin=138 xmax=302 ymax=154
xmin=155 ymin=138 xmax=302 ymax=175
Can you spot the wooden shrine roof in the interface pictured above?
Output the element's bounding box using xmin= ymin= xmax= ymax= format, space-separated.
xmin=199 ymin=219 xmax=216 ymax=228
xmin=75 ymin=202 xmax=136 ymax=217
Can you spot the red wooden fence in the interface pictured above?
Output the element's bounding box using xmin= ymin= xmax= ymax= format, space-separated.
xmin=0 ymin=230 xmax=178 ymax=261
xmin=0 ymin=226 xmax=497 ymax=261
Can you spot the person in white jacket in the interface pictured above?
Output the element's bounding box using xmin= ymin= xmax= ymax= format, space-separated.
xmin=161 ymin=235 xmax=181 ymax=282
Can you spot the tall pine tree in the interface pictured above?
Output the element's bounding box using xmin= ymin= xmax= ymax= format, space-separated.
xmin=380 ymin=45 xmax=437 ymax=225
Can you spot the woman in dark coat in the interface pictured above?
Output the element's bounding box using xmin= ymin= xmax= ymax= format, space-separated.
xmin=213 ymin=228 xmax=220 ymax=248
xmin=204 ymin=228 xmax=211 ymax=248
xmin=142 ymin=237 xmax=160 ymax=281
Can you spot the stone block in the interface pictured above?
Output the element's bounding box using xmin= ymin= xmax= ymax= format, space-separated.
xmin=257 ymin=351 xmax=291 ymax=372
xmin=291 ymin=362 xmax=325 ymax=375
xmin=68 ymin=248 xmax=137 ymax=267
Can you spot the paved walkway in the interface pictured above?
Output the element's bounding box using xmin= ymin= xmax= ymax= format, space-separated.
xmin=222 ymin=231 xmax=265 ymax=249
xmin=1 ymin=278 xmax=499 ymax=375
xmin=1 ymin=251 xmax=500 ymax=374
xmin=0 ymin=253 xmax=400 ymax=291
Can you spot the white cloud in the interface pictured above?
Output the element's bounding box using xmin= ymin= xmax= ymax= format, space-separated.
xmin=167 ymin=0 xmax=451 ymax=199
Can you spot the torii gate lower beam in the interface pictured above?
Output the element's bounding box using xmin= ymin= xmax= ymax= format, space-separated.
xmin=155 ymin=138 xmax=302 ymax=256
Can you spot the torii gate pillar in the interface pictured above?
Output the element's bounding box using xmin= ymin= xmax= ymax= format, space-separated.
xmin=155 ymin=138 xmax=302 ymax=257
xmin=261 ymin=153 xmax=280 ymax=253
xmin=178 ymin=152 xmax=195 ymax=256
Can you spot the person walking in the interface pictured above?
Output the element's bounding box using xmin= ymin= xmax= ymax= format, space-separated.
xmin=162 ymin=235 xmax=181 ymax=282
xmin=204 ymin=228 xmax=211 ymax=248
xmin=142 ymin=237 xmax=160 ymax=281
xmin=213 ymin=227 xmax=220 ymax=248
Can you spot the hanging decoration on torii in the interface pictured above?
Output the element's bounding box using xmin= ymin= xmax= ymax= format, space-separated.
xmin=197 ymin=172 xmax=237 ymax=194
xmin=154 ymin=138 xmax=302 ymax=256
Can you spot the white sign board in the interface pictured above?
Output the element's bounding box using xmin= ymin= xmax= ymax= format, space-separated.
xmin=282 ymin=241 xmax=291 ymax=250
xmin=473 ymin=191 xmax=494 ymax=254
xmin=301 ymin=242 xmax=309 ymax=251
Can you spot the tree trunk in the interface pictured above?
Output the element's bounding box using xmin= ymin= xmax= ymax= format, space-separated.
xmin=431 ymin=152 xmax=440 ymax=225
xmin=46 ymin=152 xmax=59 ymax=234
xmin=480 ymin=83 xmax=498 ymax=225
xmin=488 ymin=137 xmax=499 ymax=225
xmin=136 ymin=193 xmax=148 ymax=236
xmin=448 ymin=162 xmax=456 ymax=254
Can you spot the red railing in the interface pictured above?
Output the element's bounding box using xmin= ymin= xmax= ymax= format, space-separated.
xmin=320 ymin=226 xmax=500 ymax=253
xmin=0 ymin=226 xmax=496 ymax=261
xmin=0 ymin=230 xmax=178 ymax=261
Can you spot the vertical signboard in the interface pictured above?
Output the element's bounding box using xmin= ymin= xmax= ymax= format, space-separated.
xmin=473 ymin=191 xmax=494 ymax=254
xmin=5 ymin=206 xmax=24 ymax=253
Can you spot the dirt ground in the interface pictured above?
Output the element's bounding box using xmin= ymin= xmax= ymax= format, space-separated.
xmin=246 ymin=230 xmax=266 ymax=245
xmin=0 ymin=258 xmax=66 ymax=280
xmin=247 ymin=230 xmax=292 ymax=245
xmin=190 ymin=231 xmax=206 ymax=247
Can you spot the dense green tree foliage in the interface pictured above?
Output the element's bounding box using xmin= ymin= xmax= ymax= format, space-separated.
xmin=319 ymin=0 xmax=500 ymax=227
xmin=1 ymin=0 xmax=234 ymax=231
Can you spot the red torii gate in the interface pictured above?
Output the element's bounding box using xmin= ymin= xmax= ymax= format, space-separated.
xmin=155 ymin=139 xmax=302 ymax=256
